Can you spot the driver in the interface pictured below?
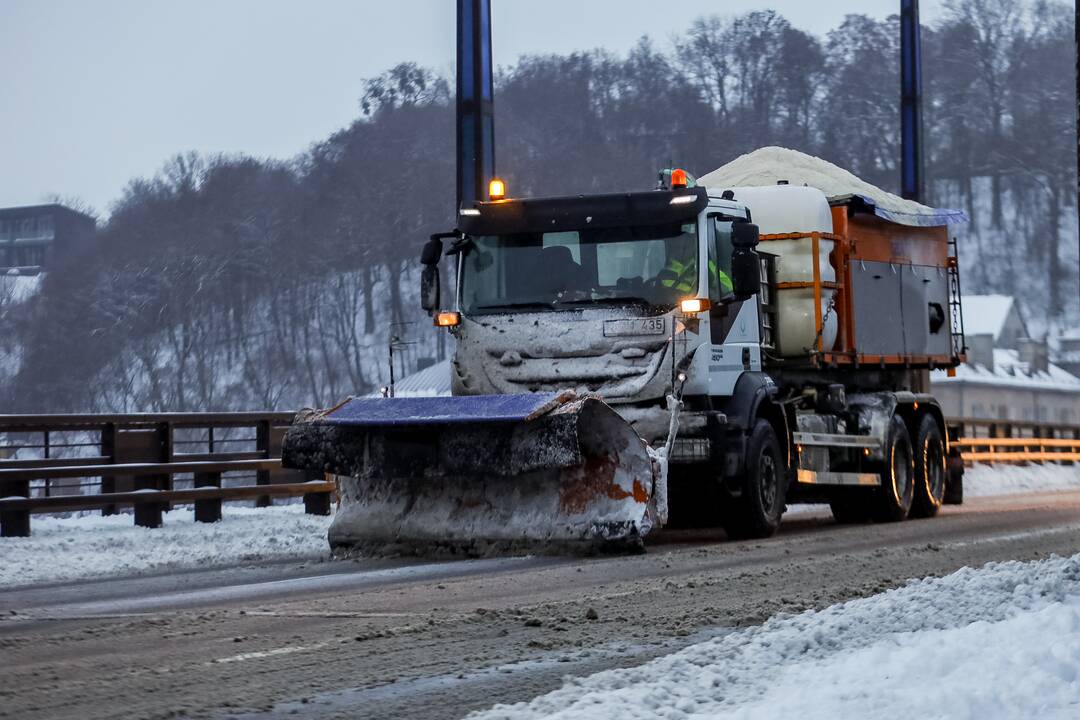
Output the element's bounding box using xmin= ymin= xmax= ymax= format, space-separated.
xmin=656 ymin=235 xmax=733 ymax=300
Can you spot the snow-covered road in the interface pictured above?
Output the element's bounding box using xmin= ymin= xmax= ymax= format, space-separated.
xmin=470 ymin=552 xmax=1080 ymax=720
xmin=5 ymin=488 xmax=1080 ymax=720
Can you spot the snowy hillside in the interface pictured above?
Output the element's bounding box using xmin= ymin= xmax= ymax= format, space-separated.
xmin=81 ymin=265 xmax=450 ymax=412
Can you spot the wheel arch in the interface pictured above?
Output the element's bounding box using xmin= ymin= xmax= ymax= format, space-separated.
xmin=720 ymin=372 xmax=791 ymax=478
xmin=894 ymin=395 xmax=947 ymax=450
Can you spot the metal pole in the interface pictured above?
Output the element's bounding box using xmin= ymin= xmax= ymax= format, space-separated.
xmin=900 ymin=0 xmax=924 ymax=202
xmin=1075 ymin=2 xmax=1079 ymax=311
xmin=456 ymin=0 xmax=496 ymax=209
xmin=388 ymin=339 xmax=396 ymax=398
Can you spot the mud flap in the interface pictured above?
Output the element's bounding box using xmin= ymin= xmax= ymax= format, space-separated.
xmin=944 ymin=446 xmax=964 ymax=504
xmin=281 ymin=393 xmax=656 ymax=556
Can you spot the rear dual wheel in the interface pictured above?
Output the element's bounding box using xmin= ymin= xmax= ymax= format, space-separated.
xmin=910 ymin=415 xmax=946 ymax=518
xmin=872 ymin=415 xmax=915 ymax=522
xmin=831 ymin=413 xmax=945 ymax=524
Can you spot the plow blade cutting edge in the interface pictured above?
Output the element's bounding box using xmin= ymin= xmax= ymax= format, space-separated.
xmin=281 ymin=393 xmax=657 ymax=556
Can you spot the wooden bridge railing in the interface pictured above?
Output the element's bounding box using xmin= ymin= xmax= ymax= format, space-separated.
xmin=947 ymin=417 xmax=1080 ymax=466
xmin=0 ymin=412 xmax=331 ymax=537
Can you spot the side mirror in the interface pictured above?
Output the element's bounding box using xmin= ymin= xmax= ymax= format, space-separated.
xmin=420 ymin=265 xmax=440 ymax=313
xmin=731 ymin=247 xmax=760 ymax=301
xmin=419 ymin=235 xmax=445 ymax=313
xmin=421 ymin=236 xmax=444 ymax=266
xmin=732 ymin=220 xmax=760 ymax=249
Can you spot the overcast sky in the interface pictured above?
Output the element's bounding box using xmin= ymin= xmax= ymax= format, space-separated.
xmin=1 ymin=0 xmax=954 ymax=215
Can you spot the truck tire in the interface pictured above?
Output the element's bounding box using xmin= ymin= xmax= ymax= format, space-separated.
xmin=872 ymin=415 xmax=915 ymax=522
xmin=910 ymin=415 xmax=946 ymax=518
xmin=722 ymin=420 xmax=785 ymax=540
xmin=944 ymin=447 xmax=964 ymax=504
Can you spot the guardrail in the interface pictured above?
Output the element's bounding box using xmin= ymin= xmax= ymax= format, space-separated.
xmin=947 ymin=417 xmax=1080 ymax=465
xmin=0 ymin=412 xmax=330 ymax=537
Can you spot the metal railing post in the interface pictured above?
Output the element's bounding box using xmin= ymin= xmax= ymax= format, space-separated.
xmin=255 ymin=420 xmax=272 ymax=507
xmin=193 ymin=471 xmax=222 ymax=523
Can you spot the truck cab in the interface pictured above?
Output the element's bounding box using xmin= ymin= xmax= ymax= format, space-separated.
xmin=425 ymin=184 xmax=760 ymax=413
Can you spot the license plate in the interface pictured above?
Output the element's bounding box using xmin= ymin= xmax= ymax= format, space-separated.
xmin=603 ymin=317 xmax=667 ymax=337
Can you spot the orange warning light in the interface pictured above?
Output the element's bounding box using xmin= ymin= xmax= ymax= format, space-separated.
xmin=434 ymin=311 xmax=461 ymax=327
xmin=488 ymin=178 xmax=506 ymax=200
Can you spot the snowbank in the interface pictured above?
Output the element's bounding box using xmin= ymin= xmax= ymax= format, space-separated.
xmin=966 ymin=463 xmax=1080 ymax=497
xmin=470 ymin=552 xmax=1080 ymax=720
xmin=0 ymin=504 xmax=333 ymax=588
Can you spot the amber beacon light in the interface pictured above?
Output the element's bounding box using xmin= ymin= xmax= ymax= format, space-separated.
xmin=488 ymin=178 xmax=506 ymax=200
xmin=435 ymin=311 xmax=462 ymax=327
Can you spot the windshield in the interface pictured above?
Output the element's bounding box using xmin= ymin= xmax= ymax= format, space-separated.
xmin=459 ymin=222 xmax=698 ymax=313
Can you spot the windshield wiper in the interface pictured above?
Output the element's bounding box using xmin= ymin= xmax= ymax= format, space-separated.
xmin=556 ymin=296 xmax=659 ymax=308
xmin=475 ymin=301 xmax=556 ymax=311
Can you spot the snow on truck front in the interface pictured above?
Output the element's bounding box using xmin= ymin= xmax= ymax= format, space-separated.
xmin=430 ymin=186 xmax=712 ymax=407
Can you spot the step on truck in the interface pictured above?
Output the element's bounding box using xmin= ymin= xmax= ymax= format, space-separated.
xmin=282 ymin=147 xmax=969 ymax=555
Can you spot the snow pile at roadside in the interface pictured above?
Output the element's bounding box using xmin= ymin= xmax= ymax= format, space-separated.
xmin=0 ymin=504 xmax=333 ymax=588
xmin=966 ymin=463 xmax=1080 ymax=497
xmin=471 ymin=553 xmax=1080 ymax=720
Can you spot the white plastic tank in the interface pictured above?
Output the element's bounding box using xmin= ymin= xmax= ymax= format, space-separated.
xmin=724 ymin=185 xmax=837 ymax=356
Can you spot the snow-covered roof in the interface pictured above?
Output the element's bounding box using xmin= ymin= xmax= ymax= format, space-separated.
xmin=961 ymin=295 xmax=1021 ymax=341
xmin=390 ymin=358 xmax=452 ymax=397
xmin=698 ymin=147 xmax=967 ymax=227
xmin=0 ymin=271 xmax=42 ymax=305
xmin=932 ymin=348 xmax=1080 ymax=392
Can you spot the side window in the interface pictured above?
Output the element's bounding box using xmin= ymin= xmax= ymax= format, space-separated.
xmin=708 ymin=216 xmax=734 ymax=300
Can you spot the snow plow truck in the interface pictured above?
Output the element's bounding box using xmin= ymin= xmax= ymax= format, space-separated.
xmin=282 ymin=147 xmax=968 ymax=555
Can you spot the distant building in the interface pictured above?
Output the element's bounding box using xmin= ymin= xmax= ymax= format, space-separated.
xmin=959 ymin=294 xmax=1029 ymax=350
xmin=382 ymin=358 xmax=452 ymax=397
xmin=1051 ymin=332 xmax=1080 ymax=380
xmin=932 ymin=295 xmax=1080 ymax=424
xmin=0 ymin=204 xmax=96 ymax=272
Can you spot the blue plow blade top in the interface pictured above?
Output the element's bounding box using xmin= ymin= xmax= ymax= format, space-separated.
xmin=317 ymin=393 xmax=565 ymax=427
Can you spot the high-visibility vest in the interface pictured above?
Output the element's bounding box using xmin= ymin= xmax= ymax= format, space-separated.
xmin=659 ymin=258 xmax=697 ymax=294
xmin=716 ymin=261 xmax=733 ymax=294
xmin=660 ymin=257 xmax=733 ymax=296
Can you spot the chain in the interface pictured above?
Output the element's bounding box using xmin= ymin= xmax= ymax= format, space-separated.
xmin=808 ymin=292 xmax=838 ymax=355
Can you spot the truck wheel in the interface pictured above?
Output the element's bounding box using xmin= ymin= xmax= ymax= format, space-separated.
xmin=872 ymin=415 xmax=914 ymax=522
xmin=944 ymin=447 xmax=964 ymax=504
xmin=722 ymin=420 xmax=785 ymax=540
xmin=910 ymin=415 xmax=946 ymax=518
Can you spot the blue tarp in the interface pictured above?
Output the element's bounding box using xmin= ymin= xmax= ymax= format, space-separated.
xmin=837 ymin=193 xmax=969 ymax=228
xmin=317 ymin=393 xmax=563 ymax=427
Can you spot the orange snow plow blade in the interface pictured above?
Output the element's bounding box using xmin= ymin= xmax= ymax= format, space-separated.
xmin=281 ymin=392 xmax=657 ymax=556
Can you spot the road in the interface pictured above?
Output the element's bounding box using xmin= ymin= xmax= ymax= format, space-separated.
xmin=3 ymin=490 xmax=1080 ymax=720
